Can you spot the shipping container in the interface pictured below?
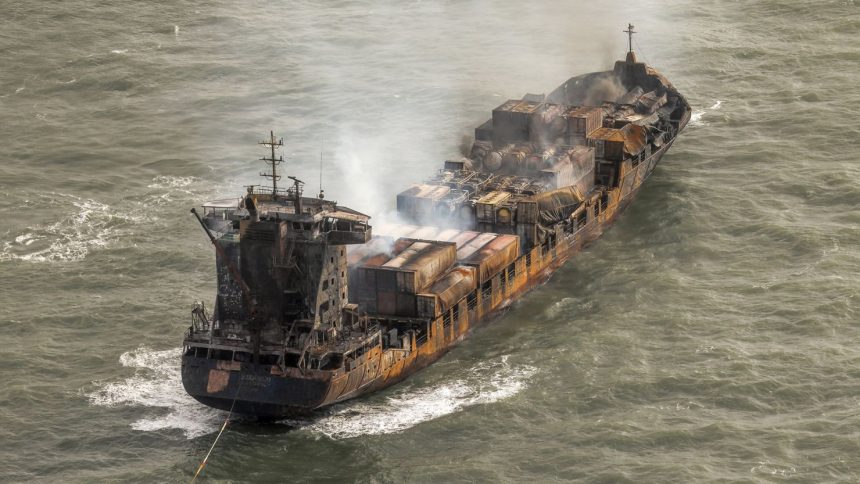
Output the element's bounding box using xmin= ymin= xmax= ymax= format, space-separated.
xmin=416 ymin=293 xmax=439 ymax=319
xmin=565 ymin=106 xmax=603 ymax=143
xmin=587 ymin=127 xmax=626 ymax=161
xmin=568 ymin=146 xmax=596 ymax=195
xmin=516 ymin=200 xmax=539 ymax=224
xmin=381 ymin=240 xmax=457 ymax=293
xmin=540 ymin=158 xmax=574 ymax=189
xmin=396 ymin=184 xmax=451 ymax=223
xmin=428 ymin=266 xmax=477 ymax=313
xmin=459 ymin=234 xmax=520 ymax=283
xmin=474 ymin=119 xmax=493 ymax=142
xmin=476 ymin=191 xmax=512 ymax=223
xmin=492 ymin=99 xmax=544 ymax=146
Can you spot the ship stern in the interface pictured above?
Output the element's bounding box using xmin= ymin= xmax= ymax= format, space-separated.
xmin=181 ymin=352 xmax=333 ymax=418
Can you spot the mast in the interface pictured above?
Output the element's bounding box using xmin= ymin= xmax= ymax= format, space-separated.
xmin=623 ymin=23 xmax=636 ymax=54
xmin=259 ymin=131 xmax=283 ymax=195
xmin=623 ymin=23 xmax=637 ymax=63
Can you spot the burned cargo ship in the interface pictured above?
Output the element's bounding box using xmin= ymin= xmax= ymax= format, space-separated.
xmin=181 ymin=29 xmax=691 ymax=417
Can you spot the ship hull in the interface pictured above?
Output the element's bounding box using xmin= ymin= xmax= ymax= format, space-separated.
xmin=181 ymin=120 xmax=688 ymax=418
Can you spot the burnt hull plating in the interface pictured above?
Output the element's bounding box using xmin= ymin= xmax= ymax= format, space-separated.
xmin=181 ymin=54 xmax=691 ymax=418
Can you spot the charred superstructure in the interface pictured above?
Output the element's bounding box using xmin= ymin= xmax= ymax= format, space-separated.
xmin=182 ymin=29 xmax=691 ymax=417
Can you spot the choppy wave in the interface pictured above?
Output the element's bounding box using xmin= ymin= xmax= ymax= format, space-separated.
xmin=291 ymin=356 xmax=536 ymax=439
xmin=86 ymin=347 xmax=536 ymax=440
xmin=147 ymin=175 xmax=198 ymax=190
xmin=86 ymin=347 xmax=226 ymax=439
xmin=689 ymin=100 xmax=722 ymax=126
xmin=141 ymin=175 xmax=207 ymax=207
xmin=0 ymin=176 xmax=210 ymax=263
xmin=0 ymin=193 xmax=146 ymax=263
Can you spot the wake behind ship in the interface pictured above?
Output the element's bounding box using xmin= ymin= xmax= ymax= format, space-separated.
xmin=181 ymin=29 xmax=691 ymax=417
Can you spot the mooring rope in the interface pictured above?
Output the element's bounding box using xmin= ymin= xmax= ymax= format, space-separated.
xmin=191 ymin=379 xmax=243 ymax=483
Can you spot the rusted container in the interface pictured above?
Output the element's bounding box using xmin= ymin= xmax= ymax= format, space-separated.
xmin=460 ymin=234 xmax=520 ymax=283
xmin=568 ymin=146 xmax=596 ymax=195
xmin=441 ymin=230 xmax=480 ymax=249
xmin=565 ymin=106 xmax=603 ymax=145
xmin=351 ymin=239 xmax=457 ymax=316
xmin=476 ymin=191 xmax=512 ymax=223
xmin=428 ymin=266 xmax=477 ymax=312
xmin=474 ymin=119 xmax=493 ymax=142
xmin=416 ymin=293 xmax=439 ymax=319
xmin=540 ymin=157 xmax=574 ymax=189
xmin=516 ymin=222 xmax=538 ymax=249
xmin=516 ymin=200 xmax=539 ymax=224
xmin=587 ymin=125 xmax=646 ymax=161
xmin=381 ymin=240 xmax=457 ymax=293
xmin=587 ymin=127 xmax=625 ymax=160
xmin=492 ymin=100 xmax=543 ymax=145
xmin=377 ymin=291 xmax=397 ymax=315
xmin=456 ymin=232 xmax=499 ymax=260
xmin=396 ymin=184 xmax=451 ymax=222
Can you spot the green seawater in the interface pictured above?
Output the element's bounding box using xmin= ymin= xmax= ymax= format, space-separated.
xmin=1 ymin=0 xmax=859 ymax=481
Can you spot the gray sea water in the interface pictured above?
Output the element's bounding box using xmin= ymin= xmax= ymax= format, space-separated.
xmin=2 ymin=0 xmax=859 ymax=482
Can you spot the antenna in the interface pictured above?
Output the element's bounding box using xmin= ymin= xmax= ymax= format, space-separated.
xmin=318 ymin=137 xmax=325 ymax=199
xmin=259 ymin=130 xmax=283 ymax=194
xmin=623 ymin=23 xmax=636 ymax=54
xmin=288 ymin=175 xmax=305 ymax=214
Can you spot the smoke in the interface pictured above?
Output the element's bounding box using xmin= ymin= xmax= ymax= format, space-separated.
xmin=583 ymin=75 xmax=629 ymax=106
xmin=220 ymin=2 xmax=659 ymax=224
xmin=459 ymin=134 xmax=473 ymax=158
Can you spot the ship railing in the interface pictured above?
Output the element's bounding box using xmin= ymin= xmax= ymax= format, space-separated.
xmin=247 ymin=185 xmax=299 ymax=198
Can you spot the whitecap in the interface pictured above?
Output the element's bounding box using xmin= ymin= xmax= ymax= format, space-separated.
xmin=289 ymin=355 xmax=537 ymax=439
xmin=689 ymin=100 xmax=723 ymax=127
xmin=111 ymin=49 xmax=128 ymax=54
xmin=86 ymin=346 xmax=225 ymax=439
xmin=86 ymin=347 xmax=536 ymax=440
xmin=0 ymin=193 xmax=148 ymax=263
xmin=142 ymin=175 xmax=201 ymax=207
xmin=147 ymin=175 xmax=197 ymax=190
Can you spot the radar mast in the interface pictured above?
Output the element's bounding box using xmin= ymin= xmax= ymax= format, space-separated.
xmin=259 ymin=131 xmax=283 ymax=195
xmin=623 ymin=23 xmax=637 ymax=63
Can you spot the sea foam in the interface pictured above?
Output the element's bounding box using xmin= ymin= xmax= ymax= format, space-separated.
xmin=86 ymin=346 xmax=536 ymax=440
xmin=0 ymin=194 xmax=144 ymax=263
xmin=690 ymin=100 xmax=723 ymax=126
